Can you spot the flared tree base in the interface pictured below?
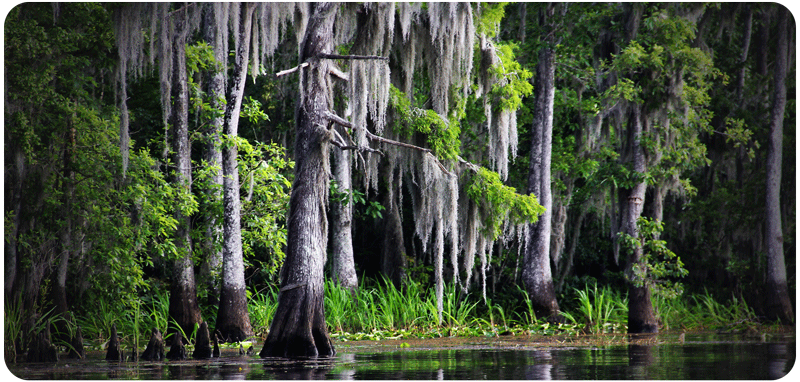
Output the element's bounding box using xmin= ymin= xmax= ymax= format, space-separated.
xmin=259 ymin=286 xmax=335 ymax=359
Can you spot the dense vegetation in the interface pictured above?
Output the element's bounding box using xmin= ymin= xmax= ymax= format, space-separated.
xmin=4 ymin=2 xmax=794 ymax=361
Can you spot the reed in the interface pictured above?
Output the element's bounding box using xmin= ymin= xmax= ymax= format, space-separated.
xmin=248 ymin=286 xmax=279 ymax=337
xmin=574 ymin=283 xmax=627 ymax=333
xmin=4 ymin=295 xmax=24 ymax=361
xmin=322 ymin=277 xmax=441 ymax=333
xmin=654 ymin=290 xmax=759 ymax=330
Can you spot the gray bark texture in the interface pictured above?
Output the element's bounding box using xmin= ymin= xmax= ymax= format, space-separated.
xmin=381 ymin=165 xmax=408 ymax=287
xmin=216 ymin=3 xmax=255 ymax=343
xmin=764 ymin=5 xmax=793 ymax=323
xmin=522 ymin=8 xmax=561 ymax=321
xmin=330 ymin=148 xmax=358 ymax=291
xmin=260 ymin=2 xmax=337 ymax=359
xmin=199 ymin=2 xmax=226 ymax=307
xmin=167 ymin=8 xmax=202 ymax=339
xmin=624 ymin=105 xmax=658 ymax=334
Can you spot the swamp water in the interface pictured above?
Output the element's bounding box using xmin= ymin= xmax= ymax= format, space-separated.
xmin=6 ymin=332 xmax=795 ymax=380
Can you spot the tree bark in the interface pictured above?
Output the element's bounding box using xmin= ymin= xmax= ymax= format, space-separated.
xmin=167 ymin=7 xmax=202 ymax=339
xmin=260 ymin=2 xmax=337 ymax=359
xmin=522 ymin=7 xmax=561 ymax=321
xmin=216 ymin=3 xmax=255 ymax=343
xmin=199 ymin=2 xmax=226 ymax=308
xmin=624 ymin=104 xmax=658 ymax=334
xmin=736 ymin=4 xmax=753 ymax=106
xmin=764 ymin=5 xmax=793 ymax=323
xmin=330 ymin=147 xmax=358 ymax=291
xmin=50 ymin=119 xmax=75 ymax=343
xmin=381 ymin=165 xmax=408 ymax=287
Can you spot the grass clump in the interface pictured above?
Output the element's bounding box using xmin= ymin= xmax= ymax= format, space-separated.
xmin=245 ymin=279 xmax=775 ymax=343
xmin=654 ymin=289 xmax=760 ymax=331
xmin=573 ymin=283 xmax=628 ymax=334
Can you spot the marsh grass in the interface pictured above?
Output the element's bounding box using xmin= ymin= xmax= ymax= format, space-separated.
xmin=574 ymin=283 xmax=628 ymax=334
xmin=323 ymin=277 xmax=441 ymax=333
xmin=249 ymin=286 xmax=279 ymax=338
xmin=4 ymin=295 xmax=24 ymax=361
xmin=654 ymin=289 xmax=760 ymax=331
xmin=52 ymin=280 xmax=772 ymax=354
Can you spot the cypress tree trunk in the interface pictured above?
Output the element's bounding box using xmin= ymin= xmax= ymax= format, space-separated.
xmin=199 ymin=2 xmax=226 ymax=308
xmin=260 ymin=2 xmax=336 ymax=358
xmin=624 ymin=105 xmax=658 ymax=334
xmin=381 ymin=165 xmax=408 ymax=287
xmin=4 ymin=147 xmax=24 ymax=297
xmin=216 ymin=3 xmax=255 ymax=342
xmin=167 ymin=7 xmax=202 ymax=339
xmin=50 ymin=120 xmax=75 ymax=343
xmin=522 ymin=7 xmax=560 ymax=320
xmin=330 ymin=147 xmax=358 ymax=291
xmin=764 ymin=5 xmax=793 ymax=323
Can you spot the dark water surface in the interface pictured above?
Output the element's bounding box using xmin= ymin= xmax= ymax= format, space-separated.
xmin=6 ymin=333 xmax=795 ymax=380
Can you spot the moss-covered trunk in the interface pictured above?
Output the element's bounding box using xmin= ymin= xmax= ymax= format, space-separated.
xmin=260 ymin=2 xmax=336 ymax=359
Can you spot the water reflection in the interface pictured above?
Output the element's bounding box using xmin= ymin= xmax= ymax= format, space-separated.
xmin=259 ymin=357 xmax=335 ymax=379
xmin=6 ymin=333 xmax=795 ymax=380
xmin=525 ymin=349 xmax=552 ymax=380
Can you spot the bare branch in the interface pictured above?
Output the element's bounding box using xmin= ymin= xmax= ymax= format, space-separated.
xmin=324 ymin=111 xmax=429 ymax=153
xmin=275 ymin=62 xmax=309 ymax=78
xmin=323 ymin=110 xmax=453 ymax=177
xmin=328 ymin=65 xmax=349 ymax=81
xmin=318 ymin=53 xmax=389 ymax=61
xmin=324 ymin=110 xmax=355 ymax=129
xmin=457 ymin=156 xmax=480 ymax=173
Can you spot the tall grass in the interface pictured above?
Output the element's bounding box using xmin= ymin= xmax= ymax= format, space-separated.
xmin=323 ymin=277 xmax=440 ymax=333
xmin=654 ymin=289 xmax=759 ymax=331
xmin=7 ymin=280 xmax=768 ymax=358
xmin=4 ymin=295 xmax=24 ymax=361
xmin=249 ymin=286 xmax=279 ymax=338
xmin=574 ymin=283 xmax=628 ymax=333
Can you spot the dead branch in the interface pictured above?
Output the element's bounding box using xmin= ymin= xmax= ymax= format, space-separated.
xmin=328 ymin=65 xmax=349 ymax=81
xmin=275 ymin=62 xmax=309 ymax=78
xmin=323 ymin=111 xmax=453 ymax=176
xmin=317 ymin=53 xmax=389 ymax=61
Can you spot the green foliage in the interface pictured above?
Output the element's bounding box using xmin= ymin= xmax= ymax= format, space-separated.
xmin=466 ymin=167 xmax=545 ymax=239
xmin=248 ymin=286 xmax=279 ymax=338
xmin=237 ymin=140 xmax=293 ymax=280
xmin=4 ymin=296 xmax=25 ymax=361
xmin=186 ymin=41 xmax=219 ymax=74
xmin=475 ymin=2 xmax=508 ymax=38
xmin=330 ymin=181 xmax=386 ymax=219
xmin=619 ymin=217 xmax=688 ymax=299
xmin=654 ymin=290 xmax=760 ymax=331
xmin=241 ymin=97 xmax=270 ymax=124
xmin=574 ymin=283 xmax=628 ymax=334
xmin=488 ymin=43 xmax=533 ymax=112
xmin=389 ymin=85 xmax=461 ymax=160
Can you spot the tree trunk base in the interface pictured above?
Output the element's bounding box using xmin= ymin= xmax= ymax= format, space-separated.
xmin=259 ymin=287 xmax=335 ymax=359
xmin=627 ymin=285 xmax=659 ymax=334
xmin=765 ymin=280 xmax=794 ymax=324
